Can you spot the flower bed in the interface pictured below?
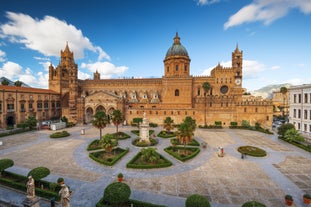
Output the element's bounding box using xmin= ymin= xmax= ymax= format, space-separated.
xmin=89 ymin=147 xmax=129 ymax=166
xmin=164 ymin=146 xmax=200 ymax=162
xmin=237 ymin=146 xmax=267 ymax=157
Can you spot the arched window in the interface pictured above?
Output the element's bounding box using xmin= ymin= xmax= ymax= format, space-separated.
xmin=175 ymin=89 xmax=179 ymax=96
xmin=175 ymin=65 xmax=178 ymax=71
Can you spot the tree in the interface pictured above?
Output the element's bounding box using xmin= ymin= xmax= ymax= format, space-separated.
xmin=0 ymin=159 xmax=14 ymax=176
xmin=1 ymin=79 xmax=9 ymax=85
xmin=111 ymin=109 xmax=124 ymax=137
xmin=186 ymin=194 xmax=211 ymax=207
xmin=177 ymin=116 xmax=196 ymax=154
xmin=140 ymin=148 xmax=160 ymax=164
xmin=25 ymin=115 xmax=38 ymax=130
xmin=277 ymin=123 xmax=295 ymax=138
xmin=14 ymin=80 xmax=22 ymax=87
xmin=163 ymin=117 xmax=174 ymax=133
xmin=202 ymin=82 xmax=211 ymax=127
xmin=27 ymin=166 xmax=50 ymax=187
xmin=284 ymin=128 xmax=305 ymax=143
xmin=280 ymin=87 xmax=288 ymax=117
xmin=103 ymin=182 xmax=131 ymax=207
xmin=100 ymin=134 xmax=117 ymax=153
xmin=92 ymin=110 xmax=109 ymax=140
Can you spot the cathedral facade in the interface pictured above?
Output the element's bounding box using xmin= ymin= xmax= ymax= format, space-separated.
xmin=49 ymin=33 xmax=273 ymax=128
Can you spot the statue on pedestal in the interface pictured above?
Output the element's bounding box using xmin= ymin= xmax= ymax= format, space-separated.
xmin=26 ymin=176 xmax=35 ymax=199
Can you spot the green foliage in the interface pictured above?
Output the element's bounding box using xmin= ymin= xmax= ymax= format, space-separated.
xmin=214 ymin=121 xmax=222 ymax=126
xmin=103 ymin=182 xmax=131 ymax=206
xmin=1 ymin=79 xmax=9 ymax=85
xmin=28 ymin=167 xmax=50 ymax=181
xmin=132 ymin=137 xmax=158 ymax=147
xmin=157 ymin=130 xmax=176 ymax=138
xmin=92 ymin=110 xmax=109 ymax=140
xmin=230 ymin=122 xmax=238 ymax=126
xmin=57 ymin=177 xmax=64 ymax=184
xmin=141 ymin=148 xmax=160 ymax=164
xmin=50 ymin=131 xmax=70 ymax=138
xmin=132 ymin=118 xmax=143 ymax=124
xmin=241 ymin=120 xmax=250 ymax=128
xmin=284 ymin=128 xmax=305 ymax=142
xmin=164 ymin=146 xmax=200 ymax=162
xmin=25 ymin=115 xmax=38 ymax=130
xmin=117 ymin=173 xmax=123 ymax=178
xmin=14 ymin=80 xmax=22 ymax=86
xmin=304 ymin=194 xmax=311 ymax=199
xmin=277 ymin=123 xmax=295 ymax=138
xmin=285 ymin=194 xmax=293 ymax=201
xmin=113 ymin=131 xmax=131 ymax=140
xmin=61 ymin=116 xmax=68 ymax=124
xmin=0 ymin=159 xmax=14 ymax=173
xmin=100 ymin=133 xmax=118 ymax=152
xmin=111 ymin=109 xmax=124 ymax=134
xmin=17 ymin=122 xmax=29 ymax=129
xmin=127 ymin=151 xmax=172 ymax=169
xmin=237 ymin=146 xmax=267 ymax=157
xmin=149 ymin=122 xmax=158 ymax=127
xmin=89 ymin=147 xmax=129 ymax=166
xmin=185 ymin=194 xmax=210 ymax=207
xmin=241 ymin=201 xmax=266 ymax=207
xmin=163 ymin=117 xmax=174 ymax=133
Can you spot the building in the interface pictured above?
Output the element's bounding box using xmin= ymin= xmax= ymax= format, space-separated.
xmin=289 ymin=84 xmax=311 ymax=141
xmin=272 ymin=90 xmax=289 ymax=117
xmin=46 ymin=33 xmax=273 ymax=128
xmin=0 ymin=85 xmax=61 ymax=128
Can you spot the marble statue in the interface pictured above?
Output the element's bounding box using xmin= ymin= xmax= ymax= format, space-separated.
xmin=59 ymin=183 xmax=71 ymax=207
xmin=26 ymin=176 xmax=35 ymax=199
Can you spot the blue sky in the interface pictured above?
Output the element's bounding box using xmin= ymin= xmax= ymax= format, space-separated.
xmin=0 ymin=0 xmax=310 ymax=91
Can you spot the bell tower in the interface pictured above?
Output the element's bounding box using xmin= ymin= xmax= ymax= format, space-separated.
xmin=232 ymin=44 xmax=243 ymax=86
xmin=49 ymin=42 xmax=78 ymax=123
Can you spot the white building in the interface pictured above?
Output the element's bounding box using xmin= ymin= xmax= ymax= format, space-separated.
xmin=289 ymin=84 xmax=311 ymax=142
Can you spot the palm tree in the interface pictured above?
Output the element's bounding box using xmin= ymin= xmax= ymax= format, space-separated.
xmin=177 ymin=116 xmax=196 ymax=154
xmin=280 ymin=86 xmax=288 ymax=117
xmin=141 ymin=148 xmax=160 ymax=164
xmin=163 ymin=117 xmax=174 ymax=134
xmin=202 ymin=82 xmax=211 ymax=127
xmin=100 ymin=134 xmax=117 ymax=153
xmin=111 ymin=109 xmax=124 ymax=138
xmin=92 ymin=110 xmax=109 ymax=140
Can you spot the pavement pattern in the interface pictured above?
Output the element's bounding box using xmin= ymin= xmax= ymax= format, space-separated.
xmin=0 ymin=125 xmax=311 ymax=207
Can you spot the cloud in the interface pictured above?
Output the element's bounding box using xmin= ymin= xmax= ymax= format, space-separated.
xmin=0 ymin=61 xmax=22 ymax=79
xmin=0 ymin=60 xmax=49 ymax=88
xmin=80 ymin=61 xmax=128 ymax=79
xmin=201 ymin=59 xmax=265 ymax=79
xmin=224 ymin=0 xmax=311 ymax=29
xmin=0 ymin=50 xmax=6 ymax=62
xmin=197 ymin=0 xmax=220 ymax=5
xmin=270 ymin=65 xmax=280 ymax=70
xmin=0 ymin=12 xmax=110 ymax=61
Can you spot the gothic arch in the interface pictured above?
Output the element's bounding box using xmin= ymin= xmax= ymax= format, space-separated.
xmin=85 ymin=107 xmax=94 ymax=123
xmin=95 ymin=105 xmax=105 ymax=112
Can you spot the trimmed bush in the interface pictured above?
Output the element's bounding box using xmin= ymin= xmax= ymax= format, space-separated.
xmin=28 ymin=167 xmax=50 ymax=181
xmin=0 ymin=159 xmax=14 ymax=174
xmin=103 ymin=182 xmax=131 ymax=206
xmin=185 ymin=194 xmax=210 ymax=207
xmin=242 ymin=201 xmax=266 ymax=207
xmin=237 ymin=146 xmax=267 ymax=157
xmin=50 ymin=131 xmax=70 ymax=138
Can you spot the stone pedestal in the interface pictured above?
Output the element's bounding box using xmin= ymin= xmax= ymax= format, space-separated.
xmin=139 ymin=113 xmax=150 ymax=143
xmin=22 ymin=197 xmax=40 ymax=207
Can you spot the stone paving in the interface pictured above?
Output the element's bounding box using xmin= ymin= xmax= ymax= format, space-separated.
xmin=0 ymin=125 xmax=311 ymax=207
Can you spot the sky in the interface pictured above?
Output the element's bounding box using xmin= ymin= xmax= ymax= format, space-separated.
xmin=0 ymin=0 xmax=311 ymax=91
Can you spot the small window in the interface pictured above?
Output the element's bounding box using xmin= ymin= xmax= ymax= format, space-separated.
xmin=175 ymin=65 xmax=178 ymax=71
xmin=175 ymin=89 xmax=179 ymax=96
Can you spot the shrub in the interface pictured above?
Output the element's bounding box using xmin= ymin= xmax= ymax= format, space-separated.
xmin=50 ymin=131 xmax=70 ymax=138
xmin=185 ymin=194 xmax=210 ymax=207
xmin=230 ymin=122 xmax=238 ymax=126
xmin=132 ymin=118 xmax=143 ymax=124
xmin=242 ymin=201 xmax=266 ymax=207
xmin=277 ymin=123 xmax=295 ymax=138
xmin=28 ymin=167 xmax=50 ymax=181
xmin=237 ymin=146 xmax=267 ymax=157
xmin=0 ymin=159 xmax=14 ymax=174
xmin=103 ymin=182 xmax=131 ymax=206
xmin=214 ymin=121 xmax=222 ymax=126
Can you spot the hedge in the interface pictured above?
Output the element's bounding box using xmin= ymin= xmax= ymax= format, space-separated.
xmin=50 ymin=131 xmax=70 ymax=138
xmin=185 ymin=194 xmax=210 ymax=207
xmin=126 ymin=152 xmax=172 ymax=169
xmin=89 ymin=147 xmax=129 ymax=166
xmin=164 ymin=146 xmax=200 ymax=162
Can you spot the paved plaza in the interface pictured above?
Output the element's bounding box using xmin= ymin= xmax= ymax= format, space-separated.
xmin=0 ymin=125 xmax=311 ymax=207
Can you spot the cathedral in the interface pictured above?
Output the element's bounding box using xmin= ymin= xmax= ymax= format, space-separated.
xmin=48 ymin=33 xmax=273 ymax=128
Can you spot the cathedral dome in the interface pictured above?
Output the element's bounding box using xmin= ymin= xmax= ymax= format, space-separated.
xmin=165 ymin=33 xmax=189 ymax=58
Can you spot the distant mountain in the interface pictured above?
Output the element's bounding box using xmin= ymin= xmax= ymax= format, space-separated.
xmin=250 ymin=83 xmax=292 ymax=99
xmin=0 ymin=77 xmax=31 ymax=87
